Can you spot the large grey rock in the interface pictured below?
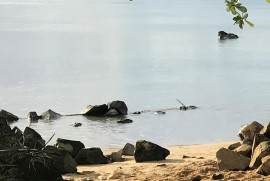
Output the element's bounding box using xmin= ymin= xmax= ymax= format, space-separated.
xmin=23 ymin=127 xmax=45 ymax=150
xmin=44 ymin=146 xmax=77 ymax=173
xmin=41 ymin=109 xmax=61 ymax=120
xmin=27 ymin=111 xmax=41 ymax=122
xmin=81 ymin=104 xmax=109 ymax=116
xmin=55 ymin=138 xmax=85 ymax=158
xmin=75 ymin=148 xmax=108 ymax=165
xmin=216 ymin=147 xmax=250 ymax=171
xmin=250 ymin=141 xmax=270 ymax=169
xmin=234 ymin=144 xmax=252 ymax=158
xmin=134 ymin=140 xmax=170 ymax=162
xmin=122 ymin=143 xmax=135 ymax=156
xmin=0 ymin=109 xmax=19 ymax=123
xmin=260 ymin=121 xmax=270 ymax=138
xmin=252 ymin=133 xmax=270 ymax=155
xmin=107 ymin=149 xmax=123 ymax=162
xmin=108 ymin=100 xmax=128 ymax=115
xmin=256 ymin=155 xmax=270 ymax=176
xmin=240 ymin=121 xmax=263 ymax=141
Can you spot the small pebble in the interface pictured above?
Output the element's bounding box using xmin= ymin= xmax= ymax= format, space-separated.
xmin=212 ymin=173 xmax=224 ymax=180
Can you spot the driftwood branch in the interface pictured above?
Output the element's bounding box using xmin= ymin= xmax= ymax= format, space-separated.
xmin=176 ymin=99 xmax=186 ymax=107
xmin=42 ymin=133 xmax=55 ymax=149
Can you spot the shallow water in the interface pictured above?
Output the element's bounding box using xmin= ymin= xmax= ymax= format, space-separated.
xmin=0 ymin=0 xmax=270 ymax=149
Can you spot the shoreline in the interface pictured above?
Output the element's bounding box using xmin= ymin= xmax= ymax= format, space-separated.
xmin=63 ymin=141 xmax=270 ymax=181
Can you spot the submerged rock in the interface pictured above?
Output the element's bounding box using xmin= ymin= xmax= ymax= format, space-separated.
xmin=134 ymin=140 xmax=170 ymax=162
xmin=41 ymin=109 xmax=61 ymax=120
xmin=82 ymin=104 xmax=109 ymax=116
xmin=218 ymin=31 xmax=239 ymax=40
xmin=117 ymin=119 xmax=133 ymax=124
xmin=107 ymin=100 xmax=128 ymax=115
xmin=27 ymin=111 xmax=41 ymax=122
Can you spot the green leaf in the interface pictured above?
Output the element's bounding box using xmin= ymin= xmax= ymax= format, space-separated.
xmin=230 ymin=6 xmax=237 ymax=15
xmin=226 ymin=5 xmax=231 ymax=12
xmin=243 ymin=13 xmax=248 ymax=19
xmin=239 ymin=21 xmax=244 ymax=29
xmin=266 ymin=0 xmax=270 ymax=3
xmin=236 ymin=6 xmax=247 ymax=13
xmin=245 ymin=20 xmax=254 ymax=27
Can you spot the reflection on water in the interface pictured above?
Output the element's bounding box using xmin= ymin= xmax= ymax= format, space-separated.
xmin=1 ymin=0 xmax=270 ymax=148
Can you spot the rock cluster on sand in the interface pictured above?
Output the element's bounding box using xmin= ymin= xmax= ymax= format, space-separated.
xmin=216 ymin=121 xmax=270 ymax=176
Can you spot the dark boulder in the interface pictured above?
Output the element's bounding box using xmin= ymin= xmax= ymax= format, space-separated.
xmin=41 ymin=109 xmax=61 ymax=120
xmin=122 ymin=143 xmax=135 ymax=156
xmin=55 ymin=138 xmax=85 ymax=158
xmin=23 ymin=127 xmax=45 ymax=150
xmin=107 ymin=149 xmax=123 ymax=162
xmin=44 ymin=146 xmax=77 ymax=173
xmin=134 ymin=140 xmax=170 ymax=162
xmin=75 ymin=147 xmax=108 ymax=165
xmin=81 ymin=104 xmax=109 ymax=116
xmin=108 ymin=101 xmax=128 ymax=115
xmin=14 ymin=151 xmax=62 ymax=181
xmin=0 ymin=109 xmax=19 ymax=123
xmin=27 ymin=111 xmax=41 ymax=122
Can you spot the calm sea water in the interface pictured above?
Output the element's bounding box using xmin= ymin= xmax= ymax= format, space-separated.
xmin=0 ymin=0 xmax=270 ymax=149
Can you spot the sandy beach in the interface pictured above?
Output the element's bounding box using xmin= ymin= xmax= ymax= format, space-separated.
xmin=62 ymin=141 xmax=270 ymax=181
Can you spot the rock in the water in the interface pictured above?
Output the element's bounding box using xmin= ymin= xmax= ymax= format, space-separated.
xmin=23 ymin=127 xmax=45 ymax=150
xmin=154 ymin=111 xmax=166 ymax=115
xmin=104 ymin=109 xmax=119 ymax=116
xmin=41 ymin=109 xmax=61 ymax=120
xmin=234 ymin=144 xmax=252 ymax=158
xmin=228 ymin=142 xmax=241 ymax=150
xmin=55 ymin=138 xmax=85 ymax=158
xmin=260 ymin=121 xmax=270 ymax=138
xmin=73 ymin=122 xmax=82 ymax=127
xmin=75 ymin=147 xmax=108 ymax=165
xmin=216 ymin=147 xmax=250 ymax=171
xmin=107 ymin=149 xmax=123 ymax=162
xmin=218 ymin=31 xmax=238 ymax=40
xmin=122 ymin=143 xmax=135 ymax=156
xmin=44 ymin=146 xmax=77 ymax=173
xmin=117 ymin=119 xmax=133 ymax=124
xmin=27 ymin=111 xmax=41 ymax=122
xmin=0 ymin=109 xmax=19 ymax=123
xmin=108 ymin=100 xmax=128 ymax=115
xmin=240 ymin=121 xmax=263 ymax=141
xmin=134 ymin=140 xmax=170 ymax=162
xmin=250 ymin=141 xmax=270 ymax=169
xmin=81 ymin=104 xmax=109 ymax=116
xmin=256 ymin=155 xmax=270 ymax=176
xmin=252 ymin=133 xmax=270 ymax=155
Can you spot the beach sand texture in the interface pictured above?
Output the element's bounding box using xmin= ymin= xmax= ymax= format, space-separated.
xmin=63 ymin=141 xmax=270 ymax=181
